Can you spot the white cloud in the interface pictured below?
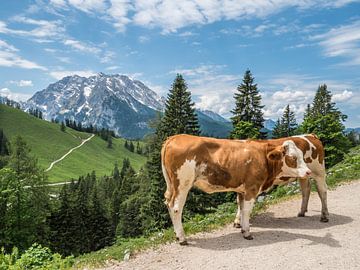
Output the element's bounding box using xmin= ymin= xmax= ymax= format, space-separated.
xmin=67 ymin=0 xmax=108 ymax=13
xmin=333 ymin=90 xmax=353 ymax=102
xmin=0 ymin=39 xmax=47 ymax=70
xmin=263 ymin=73 xmax=357 ymax=120
xmin=63 ymin=39 xmax=101 ymax=54
xmin=312 ymin=20 xmax=360 ymax=65
xmin=138 ymin=35 xmax=150 ymax=43
xmin=170 ymin=64 xmax=240 ymax=115
xmin=0 ymin=88 xmax=32 ymax=101
xmin=0 ymin=16 xmax=65 ymax=42
xmin=106 ymin=65 xmax=121 ymax=70
xmin=9 ymin=80 xmax=33 ymax=87
xmin=48 ymin=0 xmax=358 ymax=33
xmin=49 ymin=70 xmax=96 ymax=80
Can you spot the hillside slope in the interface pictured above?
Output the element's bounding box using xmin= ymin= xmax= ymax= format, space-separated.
xmin=0 ymin=104 xmax=146 ymax=182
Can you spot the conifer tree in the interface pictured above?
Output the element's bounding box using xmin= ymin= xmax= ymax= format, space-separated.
xmin=140 ymin=74 xmax=206 ymax=233
xmin=49 ymin=184 xmax=78 ymax=255
xmin=0 ymin=129 xmax=10 ymax=168
xmin=136 ymin=141 xmax=142 ymax=154
xmin=272 ymin=105 xmax=298 ymax=138
xmin=107 ymin=135 xmax=113 ymax=148
xmin=124 ymin=140 xmax=128 ymax=150
xmin=129 ymin=141 xmax=134 ymax=152
xmin=0 ymin=136 xmax=50 ymax=251
xmin=161 ymin=74 xmax=200 ymax=135
xmin=88 ymin=186 xmax=113 ymax=250
xmin=300 ymin=84 xmax=351 ymax=167
xmin=272 ymin=119 xmax=284 ymax=139
xmin=60 ymin=122 xmax=66 ymax=132
xmin=231 ymin=69 xmax=264 ymax=138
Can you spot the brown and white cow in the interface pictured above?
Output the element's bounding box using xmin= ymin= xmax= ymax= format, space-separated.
xmin=161 ymin=134 xmax=324 ymax=245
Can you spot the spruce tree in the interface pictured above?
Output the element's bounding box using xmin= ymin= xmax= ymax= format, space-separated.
xmin=301 ymin=84 xmax=351 ymax=167
xmin=107 ymin=136 xmax=113 ymax=148
xmin=140 ymin=74 xmax=206 ymax=233
xmin=60 ymin=122 xmax=66 ymax=132
xmin=231 ymin=69 xmax=264 ymax=138
xmin=272 ymin=119 xmax=284 ymax=139
xmin=88 ymin=186 xmax=113 ymax=250
xmin=230 ymin=121 xmax=260 ymax=139
xmin=0 ymin=136 xmax=50 ymax=251
xmin=272 ymin=105 xmax=298 ymax=138
xmin=161 ymin=74 xmax=200 ymax=135
xmin=0 ymin=129 xmax=10 ymax=168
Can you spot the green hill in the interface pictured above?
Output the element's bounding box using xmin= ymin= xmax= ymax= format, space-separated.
xmin=0 ymin=104 xmax=147 ymax=183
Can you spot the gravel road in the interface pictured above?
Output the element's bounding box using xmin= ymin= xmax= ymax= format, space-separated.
xmin=102 ymin=181 xmax=360 ymax=270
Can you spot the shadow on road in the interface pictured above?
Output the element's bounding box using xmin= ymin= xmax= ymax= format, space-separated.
xmin=192 ymin=230 xmax=341 ymax=251
xmin=252 ymin=212 xmax=353 ymax=230
xmin=190 ymin=212 xmax=351 ymax=250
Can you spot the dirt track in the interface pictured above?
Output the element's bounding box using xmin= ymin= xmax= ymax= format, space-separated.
xmin=104 ymin=181 xmax=360 ymax=270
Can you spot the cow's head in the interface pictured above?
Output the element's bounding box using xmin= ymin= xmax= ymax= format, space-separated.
xmin=267 ymin=140 xmax=311 ymax=178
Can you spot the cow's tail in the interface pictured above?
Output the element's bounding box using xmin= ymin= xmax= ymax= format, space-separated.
xmin=161 ymin=137 xmax=174 ymax=208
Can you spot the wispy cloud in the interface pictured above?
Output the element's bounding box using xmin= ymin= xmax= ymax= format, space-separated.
xmin=0 ymin=87 xmax=32 ymax=101
xmin=0 ymin=16 xmax=65 ymax=42
xmin=8 ymin=80 xmax=33 ymax=87
xmin=0 ymin=39 xmax=47 ymax=70
xmin=49 ymin=70 xmax=96 ymax=80
xmin=48 ymin=0 xmax=358 ymax=33
xmin=312 ymin=20 xmax=360 ymax=65
xmin=63 ymin=39 xmax=101 ymax=54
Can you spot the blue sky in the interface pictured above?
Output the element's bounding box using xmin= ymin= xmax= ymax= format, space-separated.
xmin=0 ymin=0 xmax=359 ymax=127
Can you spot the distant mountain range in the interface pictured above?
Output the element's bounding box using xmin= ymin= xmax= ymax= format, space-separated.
xmin=18 ymin=73 xmax=233 ymax=138
xmin=1 ymin=73 xmax=288 ymax=139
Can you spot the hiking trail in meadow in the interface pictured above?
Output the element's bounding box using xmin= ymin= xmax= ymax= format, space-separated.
xmin=45 ymin=134 xmax=95 ymax=172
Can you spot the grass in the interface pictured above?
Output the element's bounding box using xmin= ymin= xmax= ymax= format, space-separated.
xmin=0 ymin=105 xmax=147 ymax=183
xmin=74 ymin=144 xmax=360 ymax=269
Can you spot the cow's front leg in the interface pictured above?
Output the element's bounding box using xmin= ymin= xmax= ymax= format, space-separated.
xmin=233 ymin=193 xmax=244 ymax=228
xmin=241 ymin=198 xmax=255 ymax=240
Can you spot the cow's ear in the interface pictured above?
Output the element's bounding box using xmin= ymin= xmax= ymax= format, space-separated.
xmin=267 ymin=146 xmax=285 ymax=161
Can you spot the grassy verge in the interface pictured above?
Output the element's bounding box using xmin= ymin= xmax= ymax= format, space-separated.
xmin=74 ymin=145 xmax=360 ymax=269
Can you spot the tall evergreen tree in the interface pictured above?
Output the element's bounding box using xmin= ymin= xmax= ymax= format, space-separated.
xmin=107 ymin=135 xmax=113 ymax=149
xmin=60 ymin=122 xmax=66 ymax=132
xmin=0 ymin=136 xmax=50 ymax=251
xmin=300 ymin=84 xmax=351 ymax=167
xmin=272 ymin=105 xmax=298 ymax=138
xmin=231 ymin=69 xmax=264 ymax=138
xmin=88 ymin=186 xmax=113 ymax=250
xmin=272 ymin=119 xmax=284 ymax=139
xmin=161 ymin=74 xmax=201 ymax=135
xmin=0 ymin=129 xmax=10 ymax=168
xmin=140 ymin=74 xmax=207 ymax=233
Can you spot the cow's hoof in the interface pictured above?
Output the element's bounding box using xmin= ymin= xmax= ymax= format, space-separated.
xmin=297 ymin=212 xmax=305 ymax=217
xmin=233 ymin=222 xmax=241 ymax=228
xmin=179 ymin=240 xmax=188 ymax=246
xmin=320 ymin=216 xmax=329 ymax=223
xmin=243 ymin=234 xmax=253 ymax=240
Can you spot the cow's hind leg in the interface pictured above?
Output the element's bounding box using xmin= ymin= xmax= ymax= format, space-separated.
xmin=313 ymin=174 xmax=329 ymax=222
xmin=168 ymin=159 xmax=196 ymax=245
xmin=170 ymin=186 xmax=192 ymax=245
xmin=241 ymin=196 xmax=255 ymax=240
xmin=298 ymin=177 xmax=311 ymax=217
xmin=234 ymin=193 xmax=244 ymax=228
